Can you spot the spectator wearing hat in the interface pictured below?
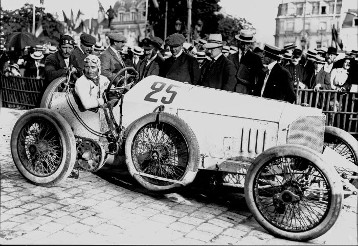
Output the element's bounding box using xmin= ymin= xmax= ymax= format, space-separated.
xmin=100 ymin=32 xmax=127 ymax=83
xmin=70 ymin=33 xmax=96 ymax=78
xmin=284 ymin=48 xmax=308 ymax=89
xmin=195 ymin=51 xmax=210 ymax=69
xmin=259 ymin=44 xmax=296 ymax=103
xmin=0 ymin=45 xmax=10 ymax=74
xmin=24 ymin=51 xmax=45 ymax=78
xmin=137 ymin=37 xmax=163 ymax=81
xmin=282 ymin=43 xmax=297 ymax=53
xmin=129 ymin=46 xmax=144 ymax=71
xmin=305 ymin=55 xmax=330 ymax=90
xmin=198 ymin=34 xmax=237 ymax=91
xmin=228 ymin=29 xmax=263 ymax=95
xmin=330 ymin=57 xmax=352 ymax=92
xmin=253 ymin=46 xmax=264 ymax=63
xmin=195 ymin=38 xmax=207 ymax=52
xmin=48 ymin=46 xmax=58 ymax=54
xmin=324 ymin=46 xmax=338 ymax=73
xmin=45 ymin=34 xmax=77 ymax=84
xmin=93 ymin=42 xmax=105 ymax=57
xmin=222 ymin=46 xmax=230 ymax=57
xmin=160 ymin=33 xmax=200 ymax=85
xmin=5 ymin=63 xmax=21 ymax=77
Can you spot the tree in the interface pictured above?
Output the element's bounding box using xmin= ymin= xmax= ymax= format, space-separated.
xmin=217 ymin=15 xmax=255 ymax=45
xmin=0 ymin=3 xmax=64 ymax=45
xmin=147 ymin=0 xmax=222 ymax=40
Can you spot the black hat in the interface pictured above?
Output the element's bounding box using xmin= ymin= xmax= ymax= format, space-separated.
xmin=80 ymin=33 xmax=96 ymax=47
xmin=263 ymin=44 xmax=282 ymax=60
xmin=59 ymin=35 xmax=75 ymax=46
xmin=327 ymin=46 xmax=338 ymax=55
xmin=141 ymin=38 xmax=155 ymax=50
xmin=292 ymin=48 xmax=302 ymax=58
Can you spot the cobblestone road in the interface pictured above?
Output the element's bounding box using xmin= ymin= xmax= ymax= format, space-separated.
xmin=1 ymin=108 xmax=357 ymax=245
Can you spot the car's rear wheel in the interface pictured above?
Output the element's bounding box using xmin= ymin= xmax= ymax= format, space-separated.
xmin=40 ymin=77 xmax=68 ymax=108
xmin=324 ymin=126 xmax=358 ymax=188
xmin=11 ymin=108 xmax=76 ymax=186
xmin=244 ymin=144 xmax=343 ymax=241
xmin=125 ymin=112 xmax=199 ymax=191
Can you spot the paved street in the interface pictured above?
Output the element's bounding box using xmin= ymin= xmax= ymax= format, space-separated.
xmin=0 ymin=107 xmax=357 ymax=245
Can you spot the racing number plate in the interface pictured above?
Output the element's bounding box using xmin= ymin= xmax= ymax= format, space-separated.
xmin=144 ymin=81 xmax=179 ymax=104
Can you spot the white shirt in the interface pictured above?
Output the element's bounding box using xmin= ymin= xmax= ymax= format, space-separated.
xmin=64 ymin=58 xmax=69 ymax=68
xmin=330 ymin=68 xmax=349 ymax=89
xmin=260 ymin=61 xmax=277 ymax=96
xmin=323 ymin=62 xmax=334 ymax=73
xmin=146 ymin=54 xmax=158 ymax=66
xmin=75 ymin=74 xmax=110 ymax=110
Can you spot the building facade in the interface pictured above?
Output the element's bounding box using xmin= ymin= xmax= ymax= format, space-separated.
xmin=275 ymin=0 xmax=343 ymax=51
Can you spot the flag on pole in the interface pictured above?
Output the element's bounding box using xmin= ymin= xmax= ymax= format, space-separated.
xmin=70 ymin=9 xmax=75 ymax=29
xmin=152 ymin=0 xmax=159 ymax=8
xmin=35 ymin=21 xmax=43 ymax=37
xmin=98 ymin=0 xmax=106 ymax=23
xmin=74 ymin=10 xmax=84 ymax=29
xmin=331 ymin=24 xmax=343 ymax=50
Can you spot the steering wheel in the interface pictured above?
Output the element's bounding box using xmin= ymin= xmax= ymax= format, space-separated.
xmin=105 ymin=67 xmax=139 ymax=103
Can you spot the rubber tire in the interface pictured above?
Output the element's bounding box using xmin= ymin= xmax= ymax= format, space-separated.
xmin=125 ymin=112 xmax=200 ymax=191
xmin=244 ymin=144 xmax=343 ymax=241
xmin=40 ymin=77 xmax=67 ymax=108
xmin=324 ymin=126 xmax=358 ymax=165
xmin=11 ymin=108 xmax=77 ymax=186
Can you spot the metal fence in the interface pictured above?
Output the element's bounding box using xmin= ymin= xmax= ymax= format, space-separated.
xmin=0 ymin=75 xmax=45 ymax=109
xmin=296 ymin=89 xmax=358 ymax=138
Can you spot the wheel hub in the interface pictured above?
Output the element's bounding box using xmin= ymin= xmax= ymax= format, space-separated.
xmin=150 ymin=145 xmax=169 ymax=161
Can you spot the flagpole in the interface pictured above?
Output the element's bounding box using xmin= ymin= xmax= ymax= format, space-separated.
xmin=32 ymin=2 xmax=36 ymax=35
xmin=145 ymin=0 xmax=149 ymax=37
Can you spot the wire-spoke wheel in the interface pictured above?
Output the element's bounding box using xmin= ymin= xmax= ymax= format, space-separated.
xmin=125 ymin=112 xmax=199 ymax=191
xmin=11 ymin=108 xmax=76 ymax=186
xmin=245 ymin=144 xmax=342 ymax=241
xmin=324 ymin=126 xmax=358 ymax=188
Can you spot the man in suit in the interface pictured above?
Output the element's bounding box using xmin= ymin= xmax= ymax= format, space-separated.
xmin=100 ymin=32 xmax=127 ymax=83
xmin=228 ymin=29 xmax=263 ymax=95
xmin=198 ymin=34 xmax=237 ymax=91
xmin=70 ymin=33 xmax=96 ymax=78
xmin=160 ymin=33 xmax=200 ymax=85
xmin=44 ymin=35 xmax=77 ymax=84
xmin=259 ymin=44 xmax=296 ymax=103
xmin=284 ymin=48 xmax=308 ymax=90
xmin=138 ymin=37 xmax=163 ymax=81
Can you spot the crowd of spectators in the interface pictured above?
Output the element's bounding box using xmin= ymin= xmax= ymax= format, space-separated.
xmin=1 ymin=29 xmax=357 ymax=108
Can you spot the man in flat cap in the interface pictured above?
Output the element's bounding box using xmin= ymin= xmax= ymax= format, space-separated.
xmin=160 ymin=33 xmax=200 ymax=85
xmin=45 ymin=34 xmax=78 ymax=84
xmin=258 ymin=44 xmax=296 ymax=103
xmin=100 ymin=32 xmax=127 ymax=82
xmin=137 ymin=36 xmax=164 ymax=80
xmin=70 ymin=33 xmax=96 ymax=78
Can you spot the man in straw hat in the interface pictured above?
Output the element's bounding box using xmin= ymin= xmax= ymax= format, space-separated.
xmin=45 ymin=34 xmax=77 ymax=83
xmin=100 ymin=32 xmax=127 ymax=82
xmin=198 ymin=34 xmax=236 ymax=91
xmin=24 ymin=51 xmax=45 ymax=78
xmin=160 ymin=33 xmax=200 ymax=84
xmin=259 ymin=44 xmax=296 ymax=103
xmin=229 ymin=29 xmax=263 ymax=95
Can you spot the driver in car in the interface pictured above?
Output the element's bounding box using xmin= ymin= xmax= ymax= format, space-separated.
xmin=75 ymin=55 xmax=110 ymax=110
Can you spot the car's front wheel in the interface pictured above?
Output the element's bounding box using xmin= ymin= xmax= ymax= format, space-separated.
xmin=244 ymin=144 xmax=343 ymax=241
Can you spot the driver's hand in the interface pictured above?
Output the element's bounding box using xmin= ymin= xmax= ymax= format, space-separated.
xmin=106 ymin=98 xmax=119 ymax=108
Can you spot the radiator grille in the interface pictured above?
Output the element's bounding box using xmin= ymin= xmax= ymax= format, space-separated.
xmin=287 ymin=116 xmax=325 ymax=153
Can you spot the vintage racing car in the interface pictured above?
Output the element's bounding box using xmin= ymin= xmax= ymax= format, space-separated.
xmin=10 ymin=68 xmax=358 ymax=241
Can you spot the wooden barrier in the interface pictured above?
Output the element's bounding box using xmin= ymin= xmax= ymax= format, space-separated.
xmin=0 ymin=75 xmax=45 ymax=109
xmin=296 ymin=89 xmax=358 ymax=138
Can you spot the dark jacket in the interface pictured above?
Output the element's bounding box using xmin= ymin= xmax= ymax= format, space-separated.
xmin=100 ymin=47 xmax=126 ymax=82
xmin=24 ymin=59 xmax=45 ymax=78
xmin=306 ymin=68 xmax=331 ymax=89
xmin=70 ymin=46 xmax=87 ymax=77
xmin=160 ymin=51 xmax=200 ymax=85
xmin=228 ymin=50 xmax=263 ymax=95
xmin=260 ymin=63 xmax=296 ymax=103
xmin=44 ymin=51 xmax=76 ymax=83
xmin=138 ymin=56 xmax=160 ymax=81
xmin=198 ymin=54 xmax=237 ymax=92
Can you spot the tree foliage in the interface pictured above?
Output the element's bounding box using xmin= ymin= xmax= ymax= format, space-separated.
xmin=0 ymin=3 xmax=64 ymax=44
xmin=218 ymin=15 xmax=255 ymax=45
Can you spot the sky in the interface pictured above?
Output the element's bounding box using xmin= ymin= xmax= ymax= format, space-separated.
xmin=1 ymin=0 xmax=283 ymax=44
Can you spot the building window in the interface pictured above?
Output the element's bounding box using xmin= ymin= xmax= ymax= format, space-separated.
xmin=316 ymin=41 xmax=322 ymax=48
xmin=297 ymin=3 xmax=303 ymax=15
xmin=321 ymin=6 xmax=326 ymax=15
xmin=319 ymin=22 xmax=327 ymax=30
xmin=119 ymin=13 xmax=124 ymax=22
xmin=354 ymin=18 xmax=358 ymax=26
xmin=280 ymin=3 xmax=288 ymax=16
xmin=312 ymin=2 xmax=319 ymax=15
